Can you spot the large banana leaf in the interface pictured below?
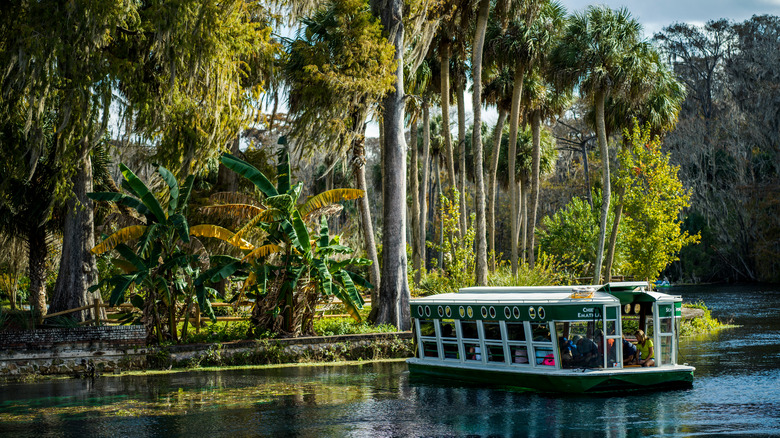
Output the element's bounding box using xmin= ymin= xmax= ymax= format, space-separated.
xmin=199 ymin=203 xmax=265 ymax=221
xmin=176 ymin=175 xmax=195 ymax=215
xmin=114 ymin=244 xmax=149 ymax=272
xmin=157 ymin=166 xmax=179 ymax=216
xmin=312 ymin=257 xmax=332 ymax=296
xmin=333 ymin=271 xmax=363 ymax=321
xmin=119 ymin=164 xmax=167 ymax=222
xmin=92 ymin=225 xmax=147 ymax=254
xmin=108 ymin=273 xmax=141 ymax=306
xmin=189 ymin=224 xmax=254 ymax=250
xmin=299 ymin=188 xmax=364 ymax=219
xmin=221 ymin=153 xmax=278 ymax=198
xmin=276 ymin=148 xmax=291 ymax=195
xmin=242 ymin=244 xmax=283 ymax=261
xmin=291 ymin=211 xmax=311 ymax=254
xmin=195 ymin=284 xmax=217 ymax=322
xmin=170 ymin=213 xmax=190 ymax=243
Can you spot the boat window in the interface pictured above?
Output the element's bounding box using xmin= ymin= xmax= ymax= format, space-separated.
xmin=464 ymin=342 xmax=482 ymax=361
xmin=421 ymin=340 xmax=439 ymax=358
xmin=483 ymin=321 xmax=502 ymax=340
xmin=506 ymin=322 xmax=526 ymax=341
xmin=440 ymin=319 xmax=457 ymax=338
xmin=534 ymin=345 xmax=555 ymax=366
xmin=531 ymin=323 xmax=551 ymax=342
xmin=511 ymin=346 xmax=529 ymax=364
xmin=442 ymin=342 xmax=460 ymax=360
xmin=486 ymin=344 xmax=506 ymax=363
xmin=460 ymin=321 xmax=479 ymax=340
xmin=418 ymin=319 xmax=436 ymax=337
xmin=658 ymin=314 xmax=674 ymax=365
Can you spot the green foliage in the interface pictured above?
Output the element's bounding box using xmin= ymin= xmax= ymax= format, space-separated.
xmin=89 ymin=164 xmax=202 ymax=343
xmin=426 ymin=190 xmax=476 ymax=291
xmin=313 ymin=317 xmax=397 ymax=336
xmin=679 ymin=301 xmax=731 ymax=336
xmin=618 ymin=123 xmax=700 ymax=281
xmin=537 ymin=192 xmax=624 ymax=276
xmin=213 ymin=151 xmax=372 ymax=336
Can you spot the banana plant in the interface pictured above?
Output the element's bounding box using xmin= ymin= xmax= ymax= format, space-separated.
xmin=89 ymin=164 xmax=247 ymax=342
xmin=203 ymin=150 xmax=372 ymax=335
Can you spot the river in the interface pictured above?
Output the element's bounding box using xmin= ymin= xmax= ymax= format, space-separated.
xmin=1 ymin=284 xmax=778 ymax=437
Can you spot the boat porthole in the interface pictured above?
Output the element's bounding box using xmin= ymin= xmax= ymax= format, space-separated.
xmin=513 ymin=307 xmax=521 ymax=319
xmin=425 ymin=306 xmax=431 ymax=317
xmin=624 ymin=304 xmax=632 ymax=314
xmin=445 ymin=306 xmax=452 ymax=317
xmin=417 ymin=306 xmax=424 ymax=317
xmin=437 ymin=306 xmax=444 ymax=317
xmin=538 ymin=306 xmax=546 ymax=320
xmin=634 ymin=304 xmax=641 ymax=314
xmin=504 ymin=307 xmax=512 ymax=319
xmin=467 ymin=307 xmax=474 ymax=318
xmin=529 ymin=307 xmax=536 ymax=319
xmin=481 ymin=306 xmax=488 ymax=318
xmin=459 ymin=306 xmax=465 ymax=318
xmin=489 ymin=306 xmax=497 ymax=318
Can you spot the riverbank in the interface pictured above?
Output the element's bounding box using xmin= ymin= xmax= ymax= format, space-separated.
xmin=0 ymin=330 xmax=414 ymax=382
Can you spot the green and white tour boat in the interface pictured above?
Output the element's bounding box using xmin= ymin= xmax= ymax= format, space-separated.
xmin=407 ymin=282 xmax=694 ymax=393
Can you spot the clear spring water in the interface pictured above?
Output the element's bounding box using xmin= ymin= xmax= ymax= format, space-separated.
xmin=1 ymin=284 xmax=778 ymax=437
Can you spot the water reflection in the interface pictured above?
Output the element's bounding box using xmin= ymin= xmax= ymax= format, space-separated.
xmin=1 ymin=284 xmax=779 ymax=437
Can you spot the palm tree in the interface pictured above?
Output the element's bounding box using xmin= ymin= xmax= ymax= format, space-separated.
xmin=552 ymin=5 xmax=647 ymax=283
xmin=481 ymin=34 xmax=514 ymax=269
xmin=487 ymin=0 xmax=553 ymax=275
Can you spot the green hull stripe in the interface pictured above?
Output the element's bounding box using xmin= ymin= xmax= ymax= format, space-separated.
xmin=408 ymin=361 xmax=694 ymax=394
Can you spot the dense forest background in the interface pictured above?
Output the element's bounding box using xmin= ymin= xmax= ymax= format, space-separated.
xmin=0 ymin=0 xmax=777 ymax=335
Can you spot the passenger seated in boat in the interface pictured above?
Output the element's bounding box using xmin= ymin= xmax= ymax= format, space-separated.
xmin=558 ymin=336 xmax=577 ymax=368
xmin=622 ymin=337 xmax=637 ymax=364
xmin=634 ymin=330 xmax=655 ymax=367
xmin=575 ymin=335 xmax=600 ymax=368
xmin=513 ymin=348 xmax=529 ymax=364
xmin=468 ymin=346 xmax=482 ymax=361
xmin=595 ymin=329 xmax=614 ymax=364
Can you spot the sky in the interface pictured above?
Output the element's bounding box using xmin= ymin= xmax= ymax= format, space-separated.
xmin=365 ymin=0 xmax=780 ymax=137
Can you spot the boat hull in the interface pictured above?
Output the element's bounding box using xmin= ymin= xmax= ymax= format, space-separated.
xmin=407 ymin=358 xmax=694 ymax=394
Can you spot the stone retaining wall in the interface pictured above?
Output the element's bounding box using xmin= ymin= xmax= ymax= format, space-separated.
xmin=0 ymin=326 xmax=148 ymax=378
xmin=0 ymin=328 xmax=414 ymax=379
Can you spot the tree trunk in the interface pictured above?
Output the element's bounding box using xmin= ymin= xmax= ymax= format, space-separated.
xmin=50 ymin=155 xmax=99 ymax=323
xmin=592 ymin=90 xmax=611 ymax=284
xmin=472 ymin=0 xmax=490 ymax=286
xmin=488 ymin=108 xmax=508 ymax=271
xmin=353 ymin=124 xmax=381 ymax=291
xmin=520 ymin=177 xmax=528 ymax=264
xmin=508 ymin=63 xmax=526 ymax=276
xmin=439 ymin=39 xmax=457 ymax=192
xmin=216 ymin=136 xmax=241 ymax=192
xmin=374 ymin=0 xmax=411 ymax=330
xmin=417 ymin=99 xmax=431 ymax=284
xmin=582 ymin=142 xmax=593 ymax=209
xmin=605 ymin=185 xmax=626 ymax=282
xmin=26 ymin=226 xmax=48 ymax=323
xmin=436 ymin=154 xmax=445 ymax=270
xmin=410 ymin=115 xmax=422 ymax=285
xmin=528 ymin=110 xmax=541 ymax=269
xmin=456 ymin=80 xmax=468 ymax=237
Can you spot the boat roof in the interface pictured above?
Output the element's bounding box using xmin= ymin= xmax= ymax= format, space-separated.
xmin=412 ymin=282 xmax=681 ymax=306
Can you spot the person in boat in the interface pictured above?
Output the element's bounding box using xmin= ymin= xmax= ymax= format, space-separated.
xmin=622 ymin=336 xmax=638 ymax=364
xmin=558 ymin=336 xmax=577 ymax=368
xmin=634 ymin=330 xmax=655 ymax=367
xmin=575 ymin=335 xmax=600 ymax=367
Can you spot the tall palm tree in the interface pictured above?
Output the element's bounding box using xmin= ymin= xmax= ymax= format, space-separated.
xmin=552 ymin=5 xmax=646 ymax=283
xmin=488 ymin=0 xmax=551 ymax=275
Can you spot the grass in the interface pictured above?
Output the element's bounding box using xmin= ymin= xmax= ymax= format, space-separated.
xmin=679 ymin=301 xmax=736 ymax=336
